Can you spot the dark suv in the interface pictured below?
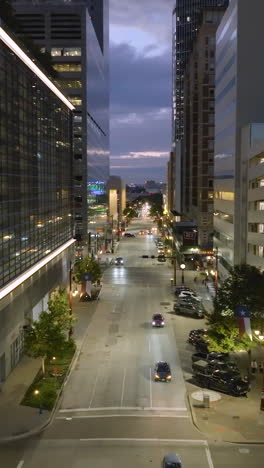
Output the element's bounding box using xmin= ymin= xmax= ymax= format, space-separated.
xmin=154 ymin=361 xmax=172 ymax=382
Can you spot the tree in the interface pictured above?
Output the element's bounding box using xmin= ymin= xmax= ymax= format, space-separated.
xmin=205 ymin=316 xmax=256 ymax=353
xmin=48 ymin=289 xmax=74 ymax=332
xmin=213 ymin=264 xmax=264 ymax=321
xmin=74 ymin=256 xmax=102 ymax=284
xmin=149 ymin=204 xmax=163 ymax=218
xmin=24 ymin=289 xmax=75 ymax=374
xmin=24 ymin=311 xmax=70 ymax=375
xmin=123 ymin=206 xmax=138 ymax=218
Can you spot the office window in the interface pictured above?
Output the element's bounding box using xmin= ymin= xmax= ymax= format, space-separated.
xmin=63 ymin=48 xmax=81 ymax=56
xmin=69 ymin=97 xmax=82 ymax=106
xmin=53 ymin=63 xmax=81 ymax=72
xmin=59 ymin=80 xmax=82 ymax=89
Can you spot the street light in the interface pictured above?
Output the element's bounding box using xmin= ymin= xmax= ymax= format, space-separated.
xmin=180 ymin=263 xmax=186 ymax=285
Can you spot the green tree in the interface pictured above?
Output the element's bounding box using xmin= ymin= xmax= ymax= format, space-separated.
xmin=205 ymin=316 xmax=256 ymax=353
xmin=48 ymin=289 xmax=74 ymax=332
xmin=213 ymin=264 xmax=264 ymax=321
xmin=74 ymin=256 xmax=102 ymax=284
xmin=123 ymin=206 xmax=138 ymax=218
xmin=24 ymin=311 xmax=70 ymax=375
xmin=149 ymin=204 xmax=163 ymax=218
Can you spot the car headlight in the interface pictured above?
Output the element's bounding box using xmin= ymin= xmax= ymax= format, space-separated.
xmin=120 ymin=261 xmax=123 ymax=264
xmin=161 ymin=321 xmax=165 ymax=325
xmin=152 ymin=322 xmax=156 ymax=325
xmin=166 ymin=375 xmax=171 ymax=379
xmin=155 ymin=374 xmax=160 ymax=379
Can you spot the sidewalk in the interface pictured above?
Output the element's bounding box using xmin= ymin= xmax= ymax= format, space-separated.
xmin=187 ymin=374 xmax=264 ymax=443
xmin=0 ymin=296 xmax=100 ymax=442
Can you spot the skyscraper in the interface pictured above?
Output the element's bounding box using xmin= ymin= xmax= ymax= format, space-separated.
xmin=214 ymin=0 xmax=264 ymax=279
xmin=0 ymin=18 xmax=74 ymax=380
xmin=172 ymin=0 xmax=228 ymax=143
xmin=12 ymin=0 xmax=110 ymax=249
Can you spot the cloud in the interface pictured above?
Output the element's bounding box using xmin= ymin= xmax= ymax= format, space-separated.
xmin=109 ymin=0 xmax=174 ymax=182
xmin=111 ymin=152 xmax=169 ymax=161
xmin=110 ymin=0 xmax=174 ymax=52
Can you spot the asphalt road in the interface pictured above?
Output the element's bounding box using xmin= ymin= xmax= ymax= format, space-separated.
xmin=1 ymin=218 xmax=264 ymax=467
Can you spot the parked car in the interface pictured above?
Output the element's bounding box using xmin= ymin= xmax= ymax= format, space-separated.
xmin=162 ymin=453 xmax=182 ymax=468
xmin=175 ymin=286 xmax=193 ymax=295
xmin=124 ymin=232 xmax=135 ymax=238
xmin=188 ymin=328 xmax=208 ymax=345
xmin=114 ymin=257 xmax=124 ymax=265
xmin=192 ymin=358 xmax=239 ymax=376
xmin=152 ymin=313 xmax=165 ymax=327
xmin=174 ymin=301 xmax=204 ymax=318
xmin=193 ymin=365 xmax=249 ymax=396
xmin=154 ymin=361 xmax=172 ymax=382
xmin=178 ymin=291 xmax=201 ymax=303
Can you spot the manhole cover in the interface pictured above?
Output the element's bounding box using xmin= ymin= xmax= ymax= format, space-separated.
xmin=160 ymin=302 xmax=171 ymax=306
xmin=232 ymin=415 xmax=240 ymax=419
xmin=202 ymin=416 xmax=208 ymax=420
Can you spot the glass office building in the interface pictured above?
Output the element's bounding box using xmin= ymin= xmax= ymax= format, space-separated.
xmin=13 ymin=0 xmax=110 ymax=248
xmin=0 ymin=20 xmax=74 ymax=381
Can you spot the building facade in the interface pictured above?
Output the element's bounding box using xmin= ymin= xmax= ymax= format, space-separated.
xmin=13 ymin=0 xmax=110 ymax=248
xmin=0 ymin=19 xmax=74 ymax=381
xmin=183 ymin=9 xmax=224 ymax=248
xmin=214 ymin=0 xmax=264 ymax=279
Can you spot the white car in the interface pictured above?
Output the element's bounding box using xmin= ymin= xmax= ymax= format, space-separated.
xmin=178 ymin=291 xmax=201 ymax=302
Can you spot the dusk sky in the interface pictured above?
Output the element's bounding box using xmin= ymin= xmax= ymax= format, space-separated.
xmin=109 ymin=0 xmax=174 ymax=184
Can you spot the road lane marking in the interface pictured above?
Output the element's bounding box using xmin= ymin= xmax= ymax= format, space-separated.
xmin=148 ymin=338 xmax=151 ymax=353
xmin=149 ymin=367 xmax=152 ymax=408
xmin=89 ymin=370 xmax=99 ymax=408
xmin=59 ymin=406 xmax=188 ymax=412
xmin=56 ymin=414 xmax=190 ymax=419
xmin=79 ymin=438 xmax=207 ymax=444
xmin=17 ymin=462 xmax=24 ymax=468
xmin=205 ymin=447 xmax=215 ymax=468
xmin=120 ymin=368 xmax=126 ymax=407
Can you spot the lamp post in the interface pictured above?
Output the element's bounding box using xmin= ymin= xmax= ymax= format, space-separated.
xmin=180 ymin=263 xmax=186 ymax=285
xmin=254 ymin=330 xmax=264 ymax=411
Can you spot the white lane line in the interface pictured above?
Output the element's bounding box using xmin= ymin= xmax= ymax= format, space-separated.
xmin=56 ymin=414 xmax=190 ymax=419
xmin=120 ymin=368 xmax=126 ymax=407
xmin=205 ymin=447 xmax=215 ymax=468
xmin=89 ymin=370 xmax=99 ymax=408
xmin=59 ymin=406 xmax=188 ymax=412
xmin=17 ymin=462 xmax=24 ymax=468
xmin=149 ymin=367 xmax=153 ymax=408
xmin=148 ymin=338 xmax=151 ymax=353
xmin=80 ymin=438 xmax=207 ymax=444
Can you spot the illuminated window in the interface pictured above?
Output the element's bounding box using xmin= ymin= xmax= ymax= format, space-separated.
xmin=51 ymin=48 xmax=62 ymax=56
xmin=53 ymin=63 xmax=81 ymax=72
xmin=59 ymin=80 xmax=82 ymax=88
xmin=214 ymin=191 xmax=234 ymax=201
xmin=63 ymin=48 xmax=81 ymax=56
xmin=69 ymin=97 xmax=82 ymax=106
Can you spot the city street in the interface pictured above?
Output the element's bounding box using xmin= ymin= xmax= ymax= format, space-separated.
xmin=1 ymin=219 xmax=264 ymax=467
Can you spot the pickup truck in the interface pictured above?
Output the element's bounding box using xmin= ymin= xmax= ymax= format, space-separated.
xmin=192 ymin=359 xmax=239 ymax=375
xmin=191 ymin=351 xmax=229 ymax=363
xmin=192 ymin=363 xmax=249 ymax=397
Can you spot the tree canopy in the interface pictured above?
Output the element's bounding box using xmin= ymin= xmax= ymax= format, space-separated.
xmin=213 ymin=264 xmax=264 ymax=320
xmin=74 ymin=256 xmax=102 ymax=284
xmin=205 ymin=316 xmax=256 ymax=353
xmin=24 ymin=290 xmax=75 ymax=374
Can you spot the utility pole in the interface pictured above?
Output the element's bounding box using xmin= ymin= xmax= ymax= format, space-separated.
xmin=173 ymin=258 xmax=177 ymax=286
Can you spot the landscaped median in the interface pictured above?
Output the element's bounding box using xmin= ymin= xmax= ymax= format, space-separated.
xmin=21 ymin=342 xmax=76 ymax=411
